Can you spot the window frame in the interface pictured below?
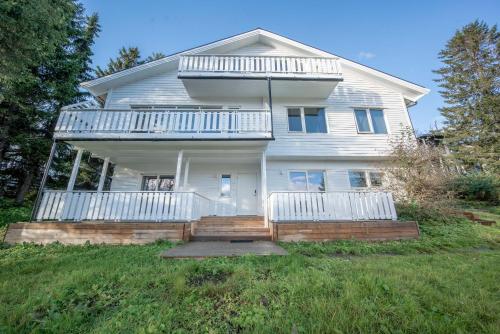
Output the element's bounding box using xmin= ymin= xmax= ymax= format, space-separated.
xmin=287 ymin=107 xmax=328 ymax=134
xmin=348 ymin=170 xmax=385 ymax=189
xmin=288 ymin=170 xmax=327 ymax=192
xmin=140 ymin=174 xmax=175 ymax=191
xmin=353 ymin=108 xmax=389 ymax=134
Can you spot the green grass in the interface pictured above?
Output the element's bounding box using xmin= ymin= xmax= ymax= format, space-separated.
xmin=0 ymin=202 xmax=499 ymax=333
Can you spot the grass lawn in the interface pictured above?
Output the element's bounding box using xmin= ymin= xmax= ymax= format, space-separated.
xmin=0 ymin=202 xmax=499 ymax=333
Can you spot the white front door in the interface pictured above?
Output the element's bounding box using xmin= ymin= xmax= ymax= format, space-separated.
xmin=236 ymin=173 xmax=258 ymax=215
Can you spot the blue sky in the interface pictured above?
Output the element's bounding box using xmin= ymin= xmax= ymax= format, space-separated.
xmin=81 ymin=0 xmax=499 ymax=133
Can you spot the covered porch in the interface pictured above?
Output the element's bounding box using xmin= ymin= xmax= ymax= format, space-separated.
xmin=34 ymin=141 xmax=269 ymax=222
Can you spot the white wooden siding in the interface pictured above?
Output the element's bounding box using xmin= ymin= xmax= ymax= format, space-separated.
xmin=223 ymin=42 xmax=315 ymax=57
xmin=105 ymin=42 xmax=413 ymax=159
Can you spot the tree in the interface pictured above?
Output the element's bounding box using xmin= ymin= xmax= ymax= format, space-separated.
xmin=434 ymin=20 xmax=500 ymax=173
xmin=0 ymin=1 xmax=100 ymax=203
xmin=95 ymin=47 xmax=165 ymax=77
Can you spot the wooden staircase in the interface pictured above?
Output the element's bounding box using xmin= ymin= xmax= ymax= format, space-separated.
xmin=190 ymin=216 xmax=271 ymax=241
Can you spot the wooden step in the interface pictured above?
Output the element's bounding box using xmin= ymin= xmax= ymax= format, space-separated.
xmin=194 ymin=227 xmax=269 ymax=233
xmin=191 ymin=235 xmax=272 ymax=241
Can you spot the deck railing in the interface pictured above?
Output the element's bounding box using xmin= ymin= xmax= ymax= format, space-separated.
xmin=54 ymin=108 xmax=272 ymax=138
xmin=268 ymin=191 xmax=397 ymax=221
xmin=36 ymin=191 xmax=210 ymax=222
xmin=178 ymin=55 xmax=342 ymax=76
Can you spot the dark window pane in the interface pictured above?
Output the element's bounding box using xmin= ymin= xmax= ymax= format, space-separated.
xmin=304 ymin=108 xmax=327 ymax=133
xmin=370 ymin=109 xmax=387 ymax=134
xmin=369 ymin=172 xmax=384 ymax=187
xmin=354 ymin=109 xmax=371 ymax=132
xmin=289 ymin=171 xmax=307 ymax=191
xmin=348 ymin=171 xmax=367 ymax=188
xmin=307 ymin=171 xmax=325 ymax=191
xmin=142 ymin=176 xmax=158 ymax=191
xmin=221 ymin=174 xmax=231 ymax=197
xmin=287 ymin=108 xmax=303 ymax=132
xmin=158 ymin=175 xmax=175 ymax=191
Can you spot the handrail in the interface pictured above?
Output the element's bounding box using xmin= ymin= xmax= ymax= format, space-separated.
xmin=183 ymin=54 xmax=340 ymax=60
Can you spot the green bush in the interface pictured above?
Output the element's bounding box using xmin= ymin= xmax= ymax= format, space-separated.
xmin=0 ymin=199 xmax=32 ymax=228
xmin=450 ymin=173 xmax=499 ymax=203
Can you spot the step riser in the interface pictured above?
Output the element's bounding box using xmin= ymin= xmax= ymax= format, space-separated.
xmin=191 ymin=236 xmax=272 ymax=241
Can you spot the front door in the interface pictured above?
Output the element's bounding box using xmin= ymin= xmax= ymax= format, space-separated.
xmin=236 ymin=173 xmax=258 ymax=215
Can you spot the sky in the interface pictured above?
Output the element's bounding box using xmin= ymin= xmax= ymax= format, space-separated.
xmin=81 ymin=0 xmax=499 ymax=134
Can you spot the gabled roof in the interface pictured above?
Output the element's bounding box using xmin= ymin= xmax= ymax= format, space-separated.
xmin=82 ymin=28 xmax=429 ymax=101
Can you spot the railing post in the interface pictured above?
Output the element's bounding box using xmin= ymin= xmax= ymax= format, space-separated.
xmin=261 ymin=151 xmax=268 ymax=227
xmin=174 ymin=150 xmax=184 ymax=191
xmin=30 ymin=141 xmax=57 ymax=222
xmin=97 ymin=157 xmax=110 ymax=192
xmin=267 ymin=77 xmax=274 ymax=137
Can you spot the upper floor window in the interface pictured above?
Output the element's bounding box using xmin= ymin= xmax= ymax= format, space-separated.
xmin=287 ymin=107 xmax=327 ymax=133
xmin=141 ymin=175 xmax=175 ymax=191
xmin=354 ymin=109 xmax=388 ymax=134
xmin=289 ymin=170 xmax=326 ymax=191
xmin=348 ymin=170 xmax=384 ymax=188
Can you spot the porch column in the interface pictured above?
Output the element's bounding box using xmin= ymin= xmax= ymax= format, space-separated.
xmin=183 ymin=158 xmax=190 ymax=188
xmin=261 ymin=151 xmax=268 ymax=227
xmin=97 ymin=157 xmax=110 ymax=192
xmin=174 ymin=150 xmax=184 ymax=191
xmin=67 ymin=148 xmax=83 ymax=191
xmin=30 ymin=140 xmax=57 ymax=221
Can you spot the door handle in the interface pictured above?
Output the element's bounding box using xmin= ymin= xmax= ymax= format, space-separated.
xmin=254 ymin=189 xmax=257 ymax=196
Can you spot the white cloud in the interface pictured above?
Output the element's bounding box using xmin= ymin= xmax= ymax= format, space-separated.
xmin=358 ymin=51 xmax=376 ymax=60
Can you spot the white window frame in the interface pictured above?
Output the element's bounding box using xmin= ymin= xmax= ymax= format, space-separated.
xmin=288 ymin=170 xmax=327 ymax=192
xmin=287 ymin=107 xmax=329 ymax=134
xmin=140 ymin=174 xmax=175 ymax=191
xmin=348 ymin=170 xmax=385 ymax=189
xmin=353 ymin=108 xmax=389 ymax=134
xmin=219 ymin=174 xmax=232 ymax=198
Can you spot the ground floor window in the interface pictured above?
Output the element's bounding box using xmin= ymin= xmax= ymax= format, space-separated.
xmin=289 ymin=170 xmax=326 ymax=191
xmin=141 ymin=175 xmax=175 ymax=191
xmin=348 ymin=170 xmax=384 ymax=188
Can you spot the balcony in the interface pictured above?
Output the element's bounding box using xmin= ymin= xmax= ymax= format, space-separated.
xmin=178 ymin=55 xmax=343 ymax=99
xmin=54 ymin=108 xmax=272 ymax=140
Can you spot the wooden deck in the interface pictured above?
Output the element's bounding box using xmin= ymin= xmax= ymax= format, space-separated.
xmin=272 ymin=221 xmax=419 ymax=242
xmin=4 ymin=222 xmax=190 ymax=245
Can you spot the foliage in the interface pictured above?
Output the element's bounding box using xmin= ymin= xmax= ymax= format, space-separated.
xmin=434 ymin=20 xmax=500 ymax=173
xmin=449 ymin=173 xmax=499 ymax=204
xmin=0 ymin=1 xmax=100 ymax=203
xmin=95 ymin=47 xmax=165 ymax=77
xmin=385 ymin=130 xmax=457 ymax=208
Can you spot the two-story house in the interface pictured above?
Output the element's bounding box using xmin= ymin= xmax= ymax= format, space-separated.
xmin=13 ymin=29 xmax=428 ymax=243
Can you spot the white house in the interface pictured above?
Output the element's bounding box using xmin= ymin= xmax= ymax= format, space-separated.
xmin=29 ymin=29 xmax=429 ymax=242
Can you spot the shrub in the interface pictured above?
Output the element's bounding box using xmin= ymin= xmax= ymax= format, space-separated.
xmin=0 ymin=198 xmax=32 ymax=228
xmin=449 ymin=173 xmax=499 ymax=203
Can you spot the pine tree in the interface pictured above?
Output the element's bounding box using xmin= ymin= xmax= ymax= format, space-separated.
xmin=434 ymin=20 xmax=500 ymax=173
xmin=95 ymin=47 xmax=165 ymax=77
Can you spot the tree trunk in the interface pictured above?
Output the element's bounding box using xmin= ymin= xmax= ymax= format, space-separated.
xmin=15 ymin=167 xmax=36 ymax=204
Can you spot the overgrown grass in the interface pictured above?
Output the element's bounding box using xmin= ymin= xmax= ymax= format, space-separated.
xmin=0 ymin=202 xmax=499 ymax=332
xmin=0 ymin=199 xmax=31 ymax=242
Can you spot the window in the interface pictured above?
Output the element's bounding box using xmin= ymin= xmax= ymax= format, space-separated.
xmin=348 ymin=171 xmax=384 ymax=188
xmin=348 ymin=171 xmax=368 ymax=188
xmin=289 ymin=170 xmax=326 ymax=191
xmin=287 ymin=108 xmax=303 ymax=132
xmin=287 ymin=107 xmax=327 ymax=133
xmin=141 ymin=175 xmax=175 ymax=191
xmin=220 ymin=174 xmax=231 ymax=197
xmin=354 ymin=109 xmax=388 ymax=134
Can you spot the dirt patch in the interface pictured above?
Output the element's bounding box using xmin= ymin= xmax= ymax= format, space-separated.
xmin=186 ymin=268 xmax=231 ymax=287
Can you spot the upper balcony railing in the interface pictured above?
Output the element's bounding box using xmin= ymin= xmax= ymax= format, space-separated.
xmin=54 ymin=108 xmax=272 ymax=140
xmin=178 ymin=55 xmax=342 ymax=79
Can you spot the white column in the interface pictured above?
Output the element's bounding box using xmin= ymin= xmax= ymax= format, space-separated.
xmin=97 ymin=157 xmax=110 ymax=192
xmin=174 ymin=150 xmax=184 ymax=191
xmin=67 ymin=148 xmax=83 ymax=191
xmin=183 ymin=158 xmax=191 ymax=189
xmin=261 ymin=151 xmax=268 ymax=227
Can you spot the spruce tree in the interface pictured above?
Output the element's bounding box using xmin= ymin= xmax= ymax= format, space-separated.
xmin=95 ymin=47 xmax=165 ymax=77
xmin=434 ymin=20 xmax=499 ymax=173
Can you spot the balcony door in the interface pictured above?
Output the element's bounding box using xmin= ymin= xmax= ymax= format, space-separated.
xmin=236 ymin=173 xmax=258 ymax=215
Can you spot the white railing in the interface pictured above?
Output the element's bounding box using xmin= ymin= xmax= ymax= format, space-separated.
xmin=268 ymin=191 xmax=397 ymax=221
xmin=179 ymin=55 xmax=342 ymax=76
xmin=55 ymin=108 xmax=272 ymax=137
xmin=36 ymin=191 xmax=210 ymax=222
